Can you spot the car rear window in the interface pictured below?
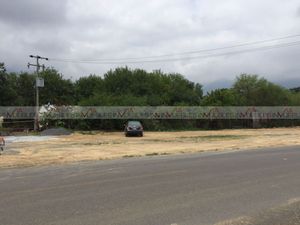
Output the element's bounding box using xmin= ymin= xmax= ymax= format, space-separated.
xmin=128 ymin=121 xmax=141 ymax=126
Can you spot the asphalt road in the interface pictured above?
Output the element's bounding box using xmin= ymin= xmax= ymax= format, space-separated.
xmin=0 ymin=147 xmax=300 ymax=225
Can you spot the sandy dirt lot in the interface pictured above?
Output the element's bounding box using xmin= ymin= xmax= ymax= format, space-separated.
xmin=1 ymin=127 xmax=300 ymax=168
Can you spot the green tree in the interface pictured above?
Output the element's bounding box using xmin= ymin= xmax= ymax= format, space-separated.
xmin=15 ymin=72 xmax=35 ymax=105
xmin=39 ymin=68 xmax=75 ymax=105
xmin=0 ymin=62 xmax=6 ymax=73
xmin=166 ymin=73 xmax=202 ymax=105
xmin=0 ymin=63 xmax=18 ymax=106
xmin=95 ymin=67 xmax=203 ymax=106
xmin=232 ymin=74 xmax=290 ymax=106
xmin=75 ymin=75 xmax=103 ymax=101
xmin=201 ymin=88 xmax=237 ymax=106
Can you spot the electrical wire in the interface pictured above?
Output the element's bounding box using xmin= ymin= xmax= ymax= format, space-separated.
xmin=50 ymin=34 xmax=300 ymax=62
xmin=49 ymin=39 xmax=300 ymax=64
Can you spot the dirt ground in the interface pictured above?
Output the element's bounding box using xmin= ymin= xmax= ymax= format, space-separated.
xmin=1 ymin=127 xmax=300 ymax=168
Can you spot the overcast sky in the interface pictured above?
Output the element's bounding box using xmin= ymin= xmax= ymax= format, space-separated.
xmin=1 ymin=0 xmax=300 ymax=90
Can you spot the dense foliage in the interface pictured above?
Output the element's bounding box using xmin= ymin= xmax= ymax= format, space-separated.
xmin=1 ymin=62 xmax=300 ymax=130
xmin=0 ymin=65 xmax=203 ymax=107
xmin=202 ymin=74 xmax=300 ymax=106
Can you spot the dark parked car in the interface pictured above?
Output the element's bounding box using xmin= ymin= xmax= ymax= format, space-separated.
xmin=124 ymin=121 xmax=143 ymax=137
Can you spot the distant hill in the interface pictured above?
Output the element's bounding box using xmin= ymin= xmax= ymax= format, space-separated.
xmin=203 ymin=78 xmax=300 ymax=93
xmin=274 ymin=78 xmax=300 ymax=90
xmin=203 ymin=79 xmax=233 ymax=94
xmin=290 ymin=87 xmax=300 ymax=92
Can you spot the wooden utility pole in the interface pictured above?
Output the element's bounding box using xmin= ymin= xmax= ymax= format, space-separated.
xmin=28 ymin=55 xmax=48 ymax=131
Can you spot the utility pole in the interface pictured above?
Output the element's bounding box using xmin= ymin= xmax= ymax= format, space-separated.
xmin=28 ymin=55 xmax=48 ymax=131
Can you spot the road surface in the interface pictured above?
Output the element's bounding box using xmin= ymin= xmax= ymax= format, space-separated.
xmin=0 ymin=146 xmax=300 ymax=225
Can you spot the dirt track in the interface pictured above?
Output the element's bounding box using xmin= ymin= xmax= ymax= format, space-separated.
xmin=1 ymin=127 xmax=300 ymax=168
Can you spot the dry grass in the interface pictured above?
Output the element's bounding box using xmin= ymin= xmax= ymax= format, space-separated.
xmin=1 ymin=127 xmax=300 ymax=168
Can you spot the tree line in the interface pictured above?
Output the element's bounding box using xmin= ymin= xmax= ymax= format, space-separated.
xmin=1 ymin=62 xmax=300 ymax=130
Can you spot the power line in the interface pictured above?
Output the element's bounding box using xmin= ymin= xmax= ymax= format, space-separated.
xmin=49 ymin=34 xmax=300 ymax=63
xmin=49 ymin=40 xmax=300 ymax=65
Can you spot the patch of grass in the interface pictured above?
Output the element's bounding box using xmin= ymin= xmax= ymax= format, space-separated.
xmin=159 ymin=152 xmax=171 ymax=155
xmin=145 ymin=152 xmax=170 ymax=156
xmin=77 ymin=131 xmax=99 ymax=135
xmin=123 ymin=154 xmax=142 ymax=158
xmin=179 ymin=135 xmax=248 ymax=141
xmin=145 ymin=152 xmax=159 ymax=156
xmin=263 ymin=133 xmax=291 ymax=137
xmin=144 ymin=139 xmax=176 ymax=143
xmin=83 ymin=142 xmax=107 ymax=146
xmin=83 ymin=141 xmax=122 ymax=146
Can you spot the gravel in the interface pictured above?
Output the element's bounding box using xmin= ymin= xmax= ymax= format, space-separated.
xmin=4 ymin=136 xmax=58 ymax=143
xmin=40 ymin=128 xmax=72 ymax=136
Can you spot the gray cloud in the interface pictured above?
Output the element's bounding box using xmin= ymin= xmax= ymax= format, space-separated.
xmin=1 ymin=0 xmax=300 ymax=90
xmin=0 ymin=0 xmax=68 ymax=27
